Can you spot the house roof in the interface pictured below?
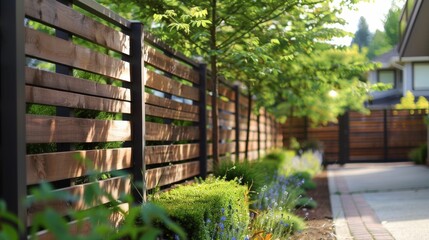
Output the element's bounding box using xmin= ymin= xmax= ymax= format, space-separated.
xmin=399 ymin=0 xmax=429 ymax=57
xmin=372 ymin=47 xmax=398 ymax=64
xmin=371 ymin=47 xmax=401 ymax=69
xmin=368 ymin=94 xmax=402 ymax=109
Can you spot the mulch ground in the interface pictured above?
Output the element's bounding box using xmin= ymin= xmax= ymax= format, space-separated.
xmin=291 ymin=170 xmax=336 ymax=240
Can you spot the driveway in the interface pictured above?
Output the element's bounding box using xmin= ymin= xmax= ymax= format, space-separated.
xmin=328 ymin=162 xmax=429 ymax=240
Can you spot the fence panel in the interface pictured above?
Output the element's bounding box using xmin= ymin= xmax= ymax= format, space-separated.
xmin=1 ymin=1 xmax=285 ymax=237
xmin=24 ymin=0 xmax=135 ymax=235
xmin=283 ymin=110 xmax=427 ymax=163
xmin=387 ymin=109 xmax=427 ymax=160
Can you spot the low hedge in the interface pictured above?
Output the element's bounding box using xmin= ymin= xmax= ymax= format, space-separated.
xmin=153 ymin=178 xmax=250 ymax=240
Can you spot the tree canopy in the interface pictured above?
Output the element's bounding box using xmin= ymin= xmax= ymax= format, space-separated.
xmin=351 ymin=16 xmax=371 ymax=52
xmin=96 ymin=0 xmax=378 ymax=160
xmin=366 ymin=2 xmax=402 ymax=59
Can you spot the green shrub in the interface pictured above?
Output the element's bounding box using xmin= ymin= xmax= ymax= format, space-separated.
xmin=251 ymin=210 xmax=306 ymax=238
xmin=408 ymin=144 xmax=427 ymax=165
xmin=264 ymin=150 xmax=288 ymax=162
xmin=295 ymin=197 xmax=318 ymax=209
xmin=153 ymin=178 xmax=250 ymax=240
xmin=290 ymin=172 xmax=317 ymax=190
xmin=300 ymin=140 xmax=323 ymax=152
xmin=288 ymin=151 xmax=322 ymax=177
xmin=213 ymin=160 xmax=265 ymax=193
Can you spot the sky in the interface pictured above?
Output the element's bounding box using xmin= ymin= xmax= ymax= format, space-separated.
xmin=332 ymin=0 xmax=404 ymax=46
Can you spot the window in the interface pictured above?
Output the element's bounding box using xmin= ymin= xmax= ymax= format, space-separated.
xmin=377 ymin=70 xmax=395 ymax=86
xmin=413 ymin=63 xmax=429 ymax=90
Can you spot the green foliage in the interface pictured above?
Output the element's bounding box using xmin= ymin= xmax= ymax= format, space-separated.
xmin=300 ymin=140 xmax=323 ymax=153
xmin=213 ymin=160 xmax=265 ymax=193
xmin=272 ymin=45 xmax=375 ymax=125
xmin=366 ymin=30 xmax=392 ymax=59
xmin=395 ymin=91 xmax=417 ymax=110
xmin=295 ymin=197 xmax=318 ymax=209
xmin=100 ymin=0 xmax=370 ymax=124
xmin=352 ymin=16 xmax=371 ymax=51
xmin=2 ymin=157 xmax=185 ymax=240
xmin=251 ymin=210 xmax=306 ymax=238
xmin=290 ymin=172 xmax=317 ymax=190
xmin=288 ymin=137 xmax=301 ymax=152
xmin=292 ymin=151 xmax=323 ymax=177
xmin=153 ymin=178 xmax=250 ymax=240
xmin=408 ymin=144 xmax=427 ymax=165
xmin=383 ymin=3 xmax=402 ymax=46
xmin=416 ymin=96 xmax=429 ymax=110
xmin=0 ymin=201 xmax=23 ymax=240
xmin=367 ymin=3 xmax=401 ymax=59
xmin=153 ymin=7 xmax=210 ymax=34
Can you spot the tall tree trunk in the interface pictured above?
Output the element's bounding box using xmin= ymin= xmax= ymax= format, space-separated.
xmin=245 ymin=90 xmax=252 ymax=160
xmin=210 ymin=0 xmax=219 ymax=166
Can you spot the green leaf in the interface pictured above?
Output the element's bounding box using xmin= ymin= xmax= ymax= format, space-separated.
xmin=270 ymin=38 xmax=280 ymax=45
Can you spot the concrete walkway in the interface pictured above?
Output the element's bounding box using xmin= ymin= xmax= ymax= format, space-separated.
xmin=328 ymin=162 xmax=429 ymax=240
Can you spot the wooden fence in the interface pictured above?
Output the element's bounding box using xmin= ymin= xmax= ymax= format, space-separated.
xmin=283 ymin=109 xmax=427 ymax=163
xmin=0 ymin=0 xmax=282 ymax=236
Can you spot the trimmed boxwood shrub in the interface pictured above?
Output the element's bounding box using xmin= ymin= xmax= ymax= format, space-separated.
xmin=213 ymin=160 xmax=266 ymax=193
xmin=153 ymin=178 xmax=250 ymax=240
xmin=408 ymin=144 xmax=427 ymax=165
xmin=252 ymin=210 xmax=306 ymax=238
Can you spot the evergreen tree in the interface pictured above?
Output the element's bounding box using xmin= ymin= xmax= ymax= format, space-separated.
xmin=352 ymin=16 xmax=371 ymax=52
xmin=383 ymin=5 xmax=401 ymax=46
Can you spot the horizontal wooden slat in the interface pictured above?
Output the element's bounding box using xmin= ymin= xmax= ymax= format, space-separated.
xmin=26 ymin=115 xmax=131 ymax=143
xmin=145 ymin=33 xmax=199 ymax=68
xmin=239 ymin=141 xmax=259 ymax=152
xmin=145 ymin=94 xmax=198 ymax=114
xmin=218 ymin=85 xmax=235 ymax=101
xmin=208 ymin=129 xmax=233 ymax=141
xmin=26 ymin=148 xmax=132 ymax=185
xmin=146 ymin=70 xmax=199 ymax=101
xmin=25 ymin=27 xmax=130 ymax=81
xmin=144 ymin=46 xmax=199 ymax=84
xmin=218 ymin=100 xmax=236 ymax=113
xmin=145 ymin=144 xmax=199 ymax=165
xmin=207 ymin=143 xmax=235 ymax=155
xmin=24 ymin=0 xmax=130 ymax=54
xmin=207 ymin=99 xmax=236 ymax=113
xmin=27 ymin=176 xmax=131 ymax=226
xmin=26 ymin=86 xmax=131 ymax=113
xmin=146 ymin=104 xmax=199 ymax=122
xmin=146 ymin=161 xmax=199 ymax=189
xmin=26 ymin=67 xmax=131 ymax=101
xmin=145 ymin=122 xmax=199 ymax=141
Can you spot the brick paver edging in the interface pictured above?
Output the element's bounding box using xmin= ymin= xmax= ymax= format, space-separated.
xmin=333 ymin=174 xmax=395 ymax=240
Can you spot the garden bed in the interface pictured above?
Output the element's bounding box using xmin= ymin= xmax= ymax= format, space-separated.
xmin=291 ymin=171 xmax=334 ymax=240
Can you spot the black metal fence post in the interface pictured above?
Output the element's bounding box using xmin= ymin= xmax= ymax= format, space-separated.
xmin=198 ymin=64 xmax=208 ymax=178
xmin=338 ymin=112 xmax=350 ymax=165
xmin=0 ymin=0 xmax=27 ymax=237
xmin=257 ymin=114 xmax=261 ymax=159
xmin=233 ymin=85 xmax=240 ymax=161
xmin=129 ymin=21 xmax=146 ymax=203
xmin=265 ymin=110 xmax=268 ymax=151
xmin=304 ymin=117 xmax=309 ymax=140
xmin=384 ymin=109 xmax=388 ymax=161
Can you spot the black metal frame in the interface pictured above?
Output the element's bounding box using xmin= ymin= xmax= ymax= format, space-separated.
xmin=0 ymin=0 xmax=27 ymax=237
xmin=383 ymin=109 xmax=389 ymax=160
xmin=198 ymin=64 xmax=208 ymax=178
xmin=129 ymin=22 xmax=146 ymax=203
xmin=338 ymin=112 xmax=350 ymax=165
xmin=234 ymin=85 xmax=240 ymax=161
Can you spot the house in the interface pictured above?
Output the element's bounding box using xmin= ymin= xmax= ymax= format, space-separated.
xmin=368 ymin=0 xmax=429 ymax=108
